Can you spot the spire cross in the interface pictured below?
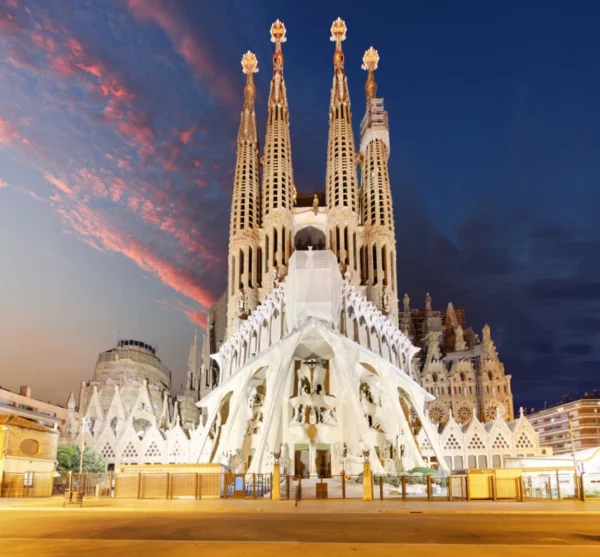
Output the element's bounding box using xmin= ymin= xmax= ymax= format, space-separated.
xmin=270 ymin=19 xmax=286 ymax=69
xmin=330 ymin=17 xmax=347 ymax=69
xmin=362 ymin=46 xmax=379 ymax=101
xmin=241 ymin=51 xmax=258 ymax=104
xmin=330 ymin=17 xmax=347 ymax=46
xmin=241 ymin=50 xmax=258 ymax=75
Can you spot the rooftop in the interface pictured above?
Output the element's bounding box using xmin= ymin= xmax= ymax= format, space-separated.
xmin=0 ymin=414 xmax=56 ymax=433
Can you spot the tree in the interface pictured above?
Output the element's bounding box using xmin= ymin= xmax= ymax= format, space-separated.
xmin=57 ymin=445 xmax=76 ymax=471
xmin=59 ymin=445 xmax=107 ymax=473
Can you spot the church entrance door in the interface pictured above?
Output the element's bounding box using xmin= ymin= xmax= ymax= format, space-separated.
xmin=294 ymin=445 xmax=310 ymax=478
xmin=233 ymin=474 xmax=245 ymax=499
xmin=316 ymin=446 xmax=331 ymax=478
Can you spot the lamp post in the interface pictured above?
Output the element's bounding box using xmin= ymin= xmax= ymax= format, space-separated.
xmin=78 ymin=417 xmax=88 ymax=476
xmin=567 ymin=414 xmax=580 ymax=496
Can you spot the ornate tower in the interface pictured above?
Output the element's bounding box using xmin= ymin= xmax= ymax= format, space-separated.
xmin=260 ymin=20 xmax=295 ymax=293
xmin=325 ymin=18 xmax=361 ymax=281
xmin=227 ymin=51 xmax=261 ymax=335
xmin=176 ymin=329 xmax=201 ymax=429
xmin=359 ymin=47 xmax=398 ymax=325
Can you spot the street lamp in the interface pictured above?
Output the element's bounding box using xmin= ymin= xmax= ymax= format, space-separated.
xmin=78 ymin=417 xmax=89 ymax=476
xmin=567 ymin=414 xmax=581 ymax=497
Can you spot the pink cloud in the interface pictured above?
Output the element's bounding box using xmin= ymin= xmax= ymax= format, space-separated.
xmin=157 ymin=298 xmax=208 ymax=328
xmin=56 ymin=201 xmax=217 ymax=309
xmin=43 ymin=171 xmax=74 ymax=196
xmin=126 ymin=0 xmax=237 ymax=105
xmin=176 ymin=125 xmax=197 ymax=145
xmin=0 ymin=178 xmax=8 ymax=189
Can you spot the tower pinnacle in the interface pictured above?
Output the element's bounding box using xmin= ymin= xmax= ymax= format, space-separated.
xmin=362 ymin=46 xmax=379 ymax=101
xmin=330 ymin=17 xmax=347 ymax=68
xmin=325 ymin=17 xmax=359 ymax=274
xmin=261 ymin=19 xmax=295 ymax=286
xmin=227 ymin=50 xmax=261 ymax=335
xmin=359 ymin=46 xmax=398 ymax=325
xmin=270 ymin=19 xmax=286 ymax=70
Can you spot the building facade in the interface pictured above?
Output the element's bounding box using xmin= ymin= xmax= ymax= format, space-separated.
xmin=64 ymin=338 xmax=202 ymax=468
xmin=66 ymin=18 xmax=545 ymax=474
xmin=527 ymin=393 xmax=600 ymax=455
xmin=399 ymin=298 xmax=514 ymax=427
xmin=0 ymin=414 xmax=59 ymax=497
xmin=0 ymin=385 xmax=76 ymax=431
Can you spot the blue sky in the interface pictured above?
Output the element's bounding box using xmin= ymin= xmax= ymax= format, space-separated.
xmin=1 ymin=0 xmax=599 ymax=408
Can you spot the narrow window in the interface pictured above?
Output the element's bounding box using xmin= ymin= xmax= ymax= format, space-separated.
xmin=265 ymin=236 xmax=270 ymax=272
xmin=372 ymin=245 xmax=378 ymax=285
xmin=231 ymin=256 xmax=236 ymax=295
xmin=248 ymin=247 xmax=253 ymax=288
xmin=257 ymin=247 xmax=263 ymax=287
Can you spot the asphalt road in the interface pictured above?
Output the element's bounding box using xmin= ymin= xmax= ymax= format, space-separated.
xmin=1 ymin=510 xmax=598 ymax=556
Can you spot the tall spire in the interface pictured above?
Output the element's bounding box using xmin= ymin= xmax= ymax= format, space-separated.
xmin=359 ymin=46 xmax=398 ymax=325
xmin=362 ymin=46 xmax=378 ymax=102
xmin=227 ymin=51 xmax=261 ymax=336
xmin=325 ymin=17 xmax=360 ymax=276
xmin=261 ymin=19 xmax=295 ymax=285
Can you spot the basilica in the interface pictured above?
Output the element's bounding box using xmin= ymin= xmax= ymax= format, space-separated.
xmin=65 ymin=19 xmax=547 ymax=475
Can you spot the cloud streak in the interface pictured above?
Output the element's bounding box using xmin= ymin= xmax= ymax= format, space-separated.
xmin=126 ymin=0 xmax=238 ymax=106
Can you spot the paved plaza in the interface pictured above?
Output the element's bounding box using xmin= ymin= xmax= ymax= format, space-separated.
xmin=1 ymin=499 xmax=599 ymax=556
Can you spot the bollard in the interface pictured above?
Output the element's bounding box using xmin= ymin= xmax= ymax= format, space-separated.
xmin=448 ymin=476 xmax=453 ymax=502
xmin=401 ymin=475 xmax=407 ymax=501
xmin=272 ymin=464 xmax=281 ymax=501
xmin=95 ymin=484 xmax=100 ymax=499
xmin=426 ymin=475 xmax=433 ymax=501
xmin=363 ymin=461 xmax=373 ymax=501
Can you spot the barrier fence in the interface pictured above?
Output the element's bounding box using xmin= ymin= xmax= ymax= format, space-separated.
xmin=0 ymin=470 xmax=597 ymax=502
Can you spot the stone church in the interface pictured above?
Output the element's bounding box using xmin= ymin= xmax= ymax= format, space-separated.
xmin=65 ymin=18 xmax=545 ymax=473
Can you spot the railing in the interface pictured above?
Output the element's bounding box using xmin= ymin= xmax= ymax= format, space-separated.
xmin=1 ymin=472 xmax=54 ymax=498
xmin=3 ymin=470 xmax=597 ymax=503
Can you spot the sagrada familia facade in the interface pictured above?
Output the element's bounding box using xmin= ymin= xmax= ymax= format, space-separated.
xmin=65 ymin=19 xmax=545 ymax=475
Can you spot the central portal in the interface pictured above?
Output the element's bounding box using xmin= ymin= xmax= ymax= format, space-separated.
xmin=316 ymin=445 xmax=331 ymax=478
xmin=294 ymin=445 xmax=310 ymax=478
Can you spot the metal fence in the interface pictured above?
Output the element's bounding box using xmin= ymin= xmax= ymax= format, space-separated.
xmin=2 ymin=469 xmax=596 ymax=502
xmin=582 ymin=473 xmax=600 ymax=501
xmin=1 ymin=472 xmax=54 ymax=498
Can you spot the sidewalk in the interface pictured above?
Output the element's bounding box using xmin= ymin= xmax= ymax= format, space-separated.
xmin=1 ymin=497 xmax=599 ymax=514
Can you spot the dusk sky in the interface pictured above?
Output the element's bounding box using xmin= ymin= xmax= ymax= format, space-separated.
xmin=1 ymin=0 xmax=599 ymax=409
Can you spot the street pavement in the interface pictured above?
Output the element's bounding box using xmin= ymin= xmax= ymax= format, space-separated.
xmin=1 ymin=505 xmax=599 ymax=556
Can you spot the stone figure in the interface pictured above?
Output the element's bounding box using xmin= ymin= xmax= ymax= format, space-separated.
xmin=454 ymin=325 xmax=467 ymax=351
xmin=271 ymin=266 xmax=279 ymax=289
xmin=344 ymin=268 xmax=353 ymax=283
xmin=297 ymin=404 xmax=305 ymax=424
xmin=237 ymin=288 xmax=247 ymax=317
xmin=425 ymin=292 xmax=432 ymax=313
xmin=313 ymin=193 xmax=319 ymax=214
xmin=381 ymin=286 xmax=390 ymax=313
xmin=309 ymin=405 xmax=317 ymax=425
xmin=403 ymin=293 xmax=410 ymax=313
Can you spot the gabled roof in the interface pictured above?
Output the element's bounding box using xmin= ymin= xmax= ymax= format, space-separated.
xmin=0 ymin=414 xmax=55 ymax=433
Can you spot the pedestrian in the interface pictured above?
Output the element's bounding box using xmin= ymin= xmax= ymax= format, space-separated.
xmin=295 ymin=480 xmax=301 ymax=507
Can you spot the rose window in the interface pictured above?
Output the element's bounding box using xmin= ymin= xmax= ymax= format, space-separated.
xmin=456 ymin=406 xmax=472 ymax=423
xmin=428 ymin=405 xmax=444 ymax=424
xmin=485 ymin=404 xmax=499 ymax=421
